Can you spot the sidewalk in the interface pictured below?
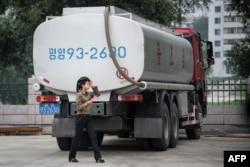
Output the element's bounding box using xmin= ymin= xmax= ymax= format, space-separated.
xmin=202 ymin=129 xmax=250 ymax=138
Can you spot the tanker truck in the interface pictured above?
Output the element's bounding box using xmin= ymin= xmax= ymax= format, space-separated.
xmin=33 ymin=6 xmax=214 ymax=151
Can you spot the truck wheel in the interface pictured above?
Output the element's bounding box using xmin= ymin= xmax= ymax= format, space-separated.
xmin=169 ymin=102 xmax=179 ymax=148
xmin=152 ymin=102 xmax=170 ymax=151
xmin=117 ymin=131 xmax=130 ymax=138
xmin=186 ymin=128 xmax=201 ymax=139
xmin=186 ymin=102 xmax=202 ymax=139
xmin=136 ymin=138 xmax=152 ymax=150
xmin=56 ymin=137 xmax=71 ymax=151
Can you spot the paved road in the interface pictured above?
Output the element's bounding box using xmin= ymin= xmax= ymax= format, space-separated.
xmin=0 ymin=134 xmax=249 ymax=167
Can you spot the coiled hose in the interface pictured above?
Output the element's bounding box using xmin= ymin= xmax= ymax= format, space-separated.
xmin=104 ymin=7 xmax=144 ymax=88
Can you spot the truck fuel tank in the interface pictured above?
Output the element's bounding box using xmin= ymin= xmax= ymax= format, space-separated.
xmin=33 ymin=7 xmax=193 ymax=100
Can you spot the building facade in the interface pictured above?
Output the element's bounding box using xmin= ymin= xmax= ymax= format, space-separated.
xmin=208 ymin=0 xmax=247 ymax=77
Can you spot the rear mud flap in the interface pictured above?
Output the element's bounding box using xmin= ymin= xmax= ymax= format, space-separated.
xmin=52 ymin=118 xmax=75 ymax=137
xmin=134 ymin=118 xmax=162 ymax=138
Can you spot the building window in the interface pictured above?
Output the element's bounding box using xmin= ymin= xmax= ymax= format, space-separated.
xmin=236 ymin=16 xmax=243 ymax=22
xmin=224 ymin=39 xmax=236 ymax=45
xmin=224 ymin=39 xmax=244 ymax=45
xmin=224 ymin=27 xmax=236 ymax=34
xmin=224 ymin=4 xmax=230 ymax=12
xmin=215 ymin=18 xmax=221 ymax=24
xmin=214 ymin=52 xmax=221 ymax=58
xmin=236 ymin=39 xmax=243 ymax=44
xmin=215 ymin=6 xmax=221 ymax=12
xmin=215 ymin=29 xmax=221 ymax=35
xmin=230 ymin=16 xmax=235 ymax=22
xmin=224 ymin=16 xmax=229 ymax=22
xmin=215 ymin=41 xmax=221 ymax=47
xmin=224 ymin=51 xmax=229 ymax=57
xmin=224 ymin=27 xmax=246 ymax=34
xmin=225 ymin=16 xmax=243 ymax=22
xmin=224 ymin=16 xmax=236 ymax=22
xmin=237 ymin=27 xmax=245 ymax=33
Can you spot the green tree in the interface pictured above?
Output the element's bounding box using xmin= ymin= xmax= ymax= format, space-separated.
xmin=0 ymin=0 xmax=67 ymax=78
xmin=226 ymin=0 xmax=250 ymax=77
xmin=229 ymin=0 xmax=250 ymax=18
xmin=0 ymin=0 xmax=70 ymax=104
xmin=227 ymin=41 xmax=250 ymax=78
xmin=172 ymin=0 xmax=212 ymax=25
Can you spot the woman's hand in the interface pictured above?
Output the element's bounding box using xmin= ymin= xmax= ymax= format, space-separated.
xmin=89 ymin=80 xmax=94 ymax=87
xmin=84 ymin=100 xmax=93 ymax=107
xmin=90 ymin=95 xmax=96 ymax=101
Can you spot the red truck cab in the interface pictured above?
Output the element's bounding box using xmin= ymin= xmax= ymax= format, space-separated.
xmin=172 ymin=28 xmax=214 ymax=116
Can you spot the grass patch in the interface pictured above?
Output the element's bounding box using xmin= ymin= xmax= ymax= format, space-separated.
xmin=208 ymin=99 xmax=246 ymax=105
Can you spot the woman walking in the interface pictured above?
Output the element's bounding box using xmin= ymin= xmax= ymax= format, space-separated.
xmin=68 ymin=76 xmax=105 ymax=163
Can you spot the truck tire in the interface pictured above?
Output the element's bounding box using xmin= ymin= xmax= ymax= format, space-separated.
xmin=152 ymin=102 xmax=170 ymax=151
xmin=136 ymin=138 xmax=152 ymax=150
xmin=169 ymin=102 xmax=179 ymax=148
xmin=56 ymin=137 xmax=71 ymax=151
xmin=117 ymin=131 xmax=130 ymax=138
xmin=186 ymin=102 xmax=202 ymax=139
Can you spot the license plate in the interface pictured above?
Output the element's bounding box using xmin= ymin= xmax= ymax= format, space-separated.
xmin=39 ymin=103 xmax=60 ymax=114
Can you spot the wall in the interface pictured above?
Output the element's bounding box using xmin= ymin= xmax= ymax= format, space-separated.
xmin=203 ymin=105 xmax=250 ymax=133
xmin=0 ymin=76 xmax=53 ymax=134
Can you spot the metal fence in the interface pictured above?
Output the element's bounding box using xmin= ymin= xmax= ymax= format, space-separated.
xmin=0 ymin=79 xmax=248 ymax=105
xmin=206 ymin=79 xmax=247 ymax=105
xmin=0 ymin=83 xmax=28 ymax=104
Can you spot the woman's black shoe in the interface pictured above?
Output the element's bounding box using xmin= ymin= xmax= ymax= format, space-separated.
xmin=69 ymin=158 xmax=79 ymax=162
xmin=96 ymin=158 xmax=105 ymax=163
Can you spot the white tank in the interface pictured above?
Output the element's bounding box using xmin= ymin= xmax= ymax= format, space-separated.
xmin=33 ymin=7 xmax=193 ymax=100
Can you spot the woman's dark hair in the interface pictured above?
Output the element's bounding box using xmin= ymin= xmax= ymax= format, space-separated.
xmin=76 ymin=76 xmax=90 ymax=92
